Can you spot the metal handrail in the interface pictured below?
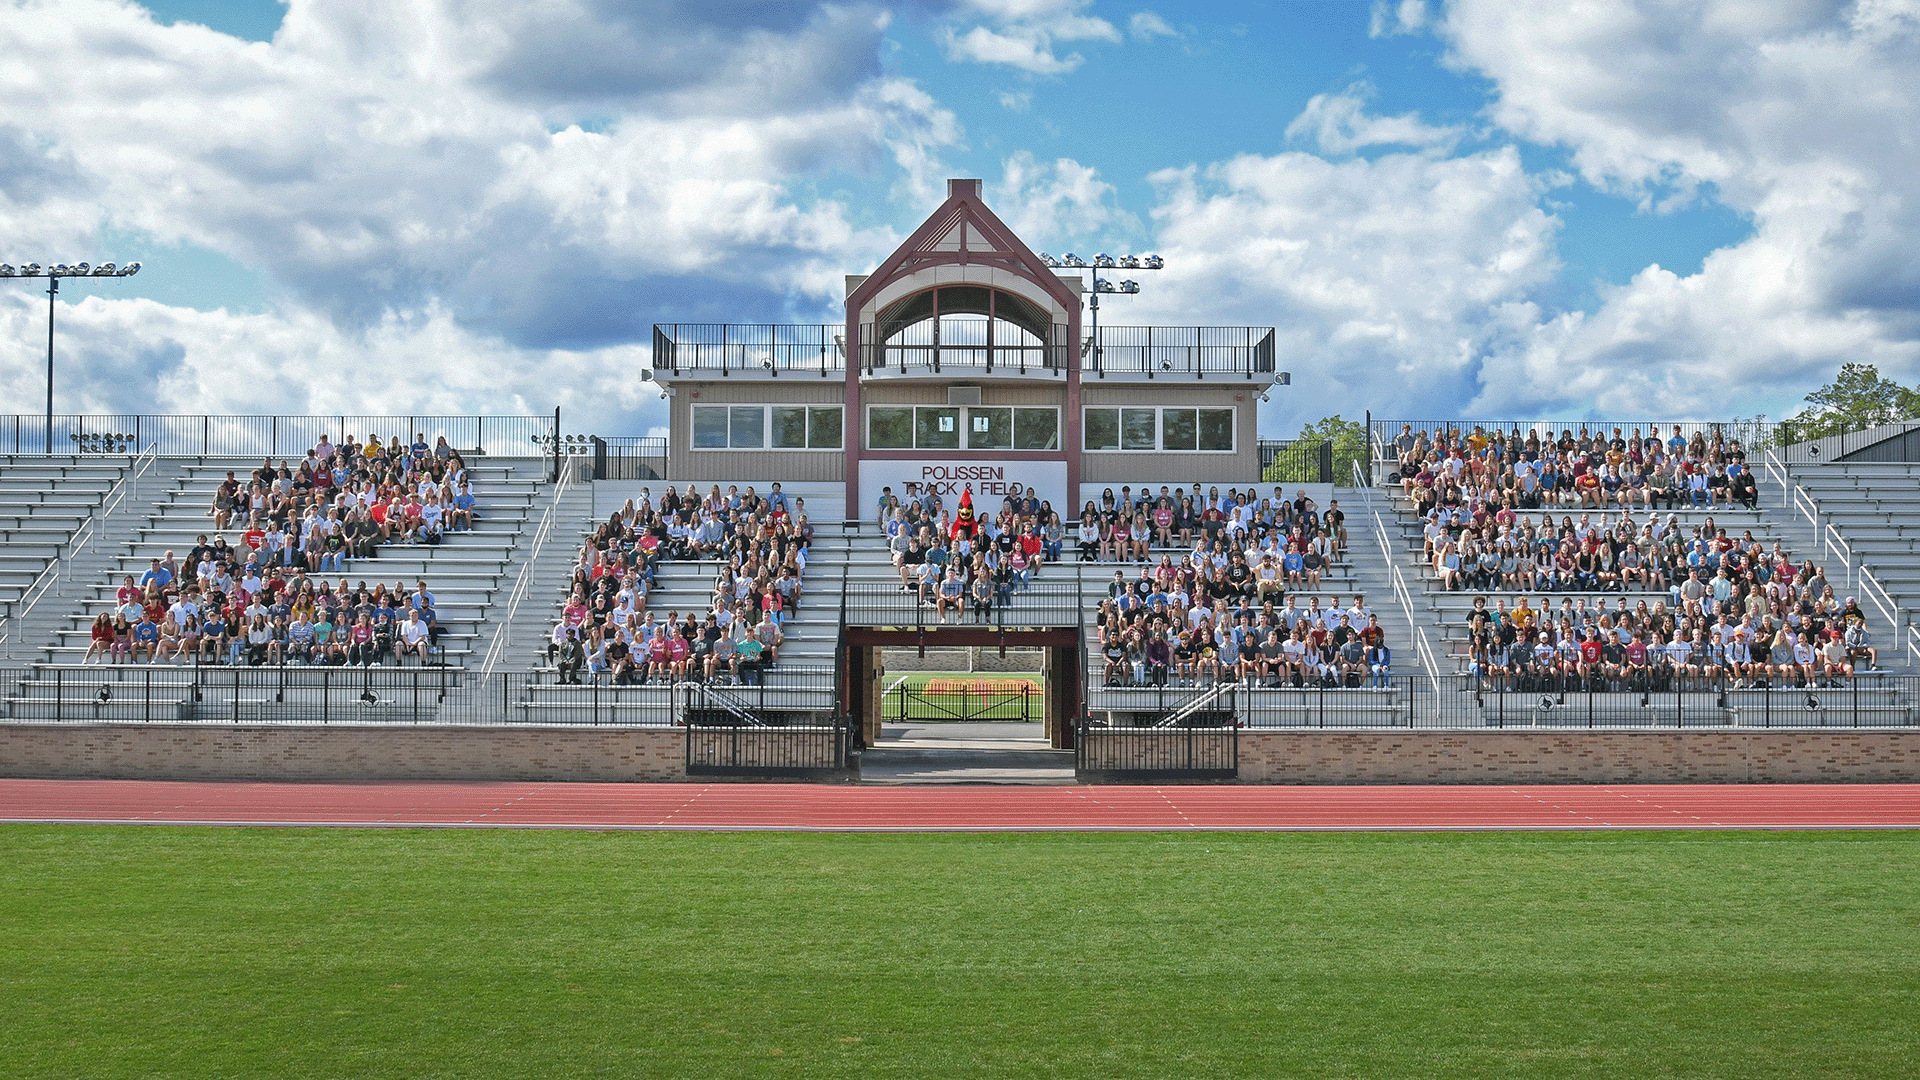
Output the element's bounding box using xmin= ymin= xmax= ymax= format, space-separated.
xmin=481 ymin=464 xmax=573 ymax=676
xmin=1353 ymin=460 xmax=1443 ymax=695
xmin=1767 ymin=451 xmax=1908 ymax=647
xmin=0 ymin=444 xmax=157 ymax=660
xmin=67 ymin=442 xmax=159 ymax=585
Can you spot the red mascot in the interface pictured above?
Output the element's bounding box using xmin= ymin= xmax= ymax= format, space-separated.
xmin=950 ymin=486 xmax=980 ymax=543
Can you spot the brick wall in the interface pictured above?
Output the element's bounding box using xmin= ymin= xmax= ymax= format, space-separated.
xmin=0 ymin=724 xmax=686 ymax=783
xmin=1238 ymin=730 xmax=1920 ymax=784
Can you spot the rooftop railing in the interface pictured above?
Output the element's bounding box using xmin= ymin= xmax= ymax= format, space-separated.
xmin=0 ymin=414 xmax=558 ymax=459
xmin=651 ymin=323 xmax=1278 ymax=380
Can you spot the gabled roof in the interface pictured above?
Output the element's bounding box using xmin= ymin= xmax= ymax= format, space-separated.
xmin=846 ymin=178 xmax=1081 ymax=316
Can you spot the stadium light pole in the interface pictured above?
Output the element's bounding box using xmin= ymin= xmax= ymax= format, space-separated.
xmin=0 ymin=260 xmax=142 ymax=453
xmin=1037 ymin=251 xmax=1162 ymax=378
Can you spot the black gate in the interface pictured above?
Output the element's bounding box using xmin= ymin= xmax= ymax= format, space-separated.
xmin=886 ymin=677 xmax=1039 ymax=722
xmin=685 ymin=719 xmax=855 ymax=779
xmin=1074 ymin=720 xmax=1239 ymax=782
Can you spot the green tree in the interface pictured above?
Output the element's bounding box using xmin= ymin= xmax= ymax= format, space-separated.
xmin=1788 ymin=363 xmax=1920 ymax=442
xmin=1264 ymin=414 xmax=1369 ymax=484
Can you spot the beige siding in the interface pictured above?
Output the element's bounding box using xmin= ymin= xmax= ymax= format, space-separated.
xmin=668 ymin=380 xmax=847 ymax=483
xmin=1080 ymin=383 xmax=1260 ymax=483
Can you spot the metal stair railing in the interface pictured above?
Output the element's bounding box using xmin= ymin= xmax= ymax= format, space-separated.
xmin=481 ymin=465 xmax=572 ymax=677
xmin=1766 ymin=451 xmax=1913 ymax=662
xmin=1353 ymin=461 xmax=1443 ymax=694
xmin=1153 ymin=681 xmax=1235 ymax=727
xmin=0 ymin=443 xmax=158 ymax=661
xmin=692 ymin=680 xmax=768 ymax=726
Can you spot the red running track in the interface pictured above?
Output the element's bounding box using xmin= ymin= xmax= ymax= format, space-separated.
xmin=0 ymin=779 xmax=1918 ymax=830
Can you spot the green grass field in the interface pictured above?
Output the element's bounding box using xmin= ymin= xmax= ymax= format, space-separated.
xmin=882 ymin=671 xmax=1044 ymax=722
xmin=3 ymin=827 xmax=1917 ymax=1078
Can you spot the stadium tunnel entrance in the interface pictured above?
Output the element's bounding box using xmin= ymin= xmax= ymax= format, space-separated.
xmin=840 ymin=629 xmax=1083 ymax=750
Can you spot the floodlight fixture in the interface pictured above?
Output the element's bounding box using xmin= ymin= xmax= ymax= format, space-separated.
xmin=1119 ymin=255 xmax=1141 ymax=269
xmin=1093 ymin=253 xmax=1115 ymax=268
xmin=3 ymin=256 xmax=147 ymax=452
xmin=1061 ymin=253 xmax=1086 ymax=267
xmin=1142 ymin=254 xmax=1164 ymax=270
xmin=1119 ymin=280 xmax=1140 ymax=294
xmin=1038 ymin=252 xmax=1059 ymax=267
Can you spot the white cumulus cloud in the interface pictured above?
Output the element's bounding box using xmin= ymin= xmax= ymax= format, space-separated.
xmin=940 ymin=0 xmax=1121 ymax=75
xmin=0 ymin=0 xmax=960 ymax=431
xmin=1439 ymin=0 xmax=1920 ymax=416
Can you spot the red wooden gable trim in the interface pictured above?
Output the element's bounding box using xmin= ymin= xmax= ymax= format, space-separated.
xmin=845 ymin=179 xmax=1080 ymax=315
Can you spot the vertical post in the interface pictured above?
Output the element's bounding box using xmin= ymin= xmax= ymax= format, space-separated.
xmin=45 ymin=276 xmax=56 ymax=454
xmin=203 ymin=414 xmax=209 ymax=455
xmin=552 ymin=407 xmax=561 ymax=483
xmin=54 ymin=667 xmax=62 ymax=722
xmin=145 ymin=666 xmax=152 ymax=722
xmin=323 ymin=669 xmax=331 ymax=725
xmin=232 ymin=667 xmax=240 ymax=723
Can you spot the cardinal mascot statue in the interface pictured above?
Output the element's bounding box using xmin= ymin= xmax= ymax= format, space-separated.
xmin=950 ymin=485 xmax=980 ymax=543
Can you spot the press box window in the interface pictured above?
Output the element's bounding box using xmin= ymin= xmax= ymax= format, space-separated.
xmin=1084 ymin=406 xmax=1234 ymax=452
xmin=916 ymin=407 xmax=960 ymax=450
xmin=695 ymin=405 xmax=842 ymax=450
xmin=770 ymin=406 xmax=844 ymax=449
xmin=1085 ymin=407 xmax=1157 ymax=450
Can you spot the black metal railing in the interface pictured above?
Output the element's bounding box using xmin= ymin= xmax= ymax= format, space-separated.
xmin=1369 ymin=417 xmax=1920 ymax=467
xmin=860 ymin=320 xmax=1063 ymax=376
xmin=685 ymin=718 xmax=855 ymax=778
xmin=589 ymin=436 xmax=668 ymax=480
xmin=1257 ymin=438 xmax=1360 ymax=484
xmin=654 ymin=324 xmax=845 ymax=377
xmin=0 ymin=414 xmax=556 ymax=458
xmin=842 ymin=573 xmax=1086 ymax=632
xmin=6 ymin=665 xmax=1908 ymax=732
xmin=1086 ymin=325 xmax=1276 ymax=379
xmin=1435 ymin=671 xmax=1920 ymax=729
xmin=1075 ymin=720 xmax=1238 ymax=781
xmin=1082 ymin=671 xmax=1920 ymax=729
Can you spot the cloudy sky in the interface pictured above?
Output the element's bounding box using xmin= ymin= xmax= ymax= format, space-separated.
xmin=2 ymin=0 xmax=1917 ymax=438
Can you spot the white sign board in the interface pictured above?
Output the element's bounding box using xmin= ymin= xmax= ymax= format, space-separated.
xmin=861 ymin=459 xmax=1069 ymax=517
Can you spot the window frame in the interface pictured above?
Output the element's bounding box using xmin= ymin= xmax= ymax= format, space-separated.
xmin=867 ymin=405 xmax=1060 ymax=452
xmin=690 ymin=404 xmax=845 ymax=451
xmin=1082 ymin=406 xmax=1237 ymax=453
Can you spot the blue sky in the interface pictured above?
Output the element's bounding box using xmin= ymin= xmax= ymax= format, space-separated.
xmin=4 ymin=0 xmax=1916 ymax=435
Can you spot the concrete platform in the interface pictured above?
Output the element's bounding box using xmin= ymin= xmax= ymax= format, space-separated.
xmin=859 ymin=721 xmax=1075 ymax=785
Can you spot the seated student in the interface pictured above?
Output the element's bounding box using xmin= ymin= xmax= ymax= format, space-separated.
xmin=733 ymin=628 xmax=766 ymax=685
xmin=970 ymin=570 xmax=995 ymax=624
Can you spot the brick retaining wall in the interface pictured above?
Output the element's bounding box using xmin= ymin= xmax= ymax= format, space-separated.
xmin=1238 ymin=730 xmax=1920 ymax=784
xmin=4 ymin=725 xmax=1915 ymax=785
xmin=0 ymin=724 xmax=686 ymax=783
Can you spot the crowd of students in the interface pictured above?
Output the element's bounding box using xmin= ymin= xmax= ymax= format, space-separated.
xmin=77 ymin=433 xmax=471 ymax=667
xmin=878 ymin=481 xmax=1350 ymax=624
xmin=1461 ymin=592 xmax=1879 ymax=692
xmin=1389 ymin=423 xmax=1880 ymax=688
xmin=548 ymin=482 xmax=807 ymax=686
xmin=83 ymin=558 xmax=446 ymax=667
xmin=1394 ymin=423 xmax=1760 ymax=513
